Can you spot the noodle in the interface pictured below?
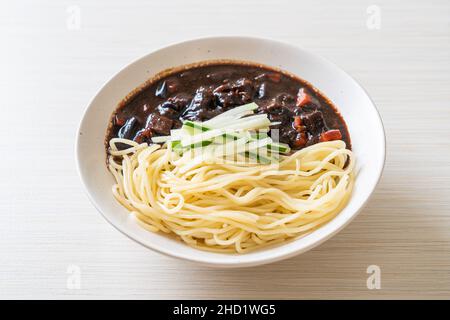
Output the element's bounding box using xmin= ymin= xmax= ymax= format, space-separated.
xmin=108 ymin=138 xmax=355 ymax=253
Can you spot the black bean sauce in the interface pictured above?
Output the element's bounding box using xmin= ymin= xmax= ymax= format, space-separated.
xmin=106 ymin=62 xmax=351 ymax=151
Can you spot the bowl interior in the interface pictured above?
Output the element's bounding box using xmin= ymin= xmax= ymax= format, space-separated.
xmin=76 ymin=36 xmax=385 ymax=267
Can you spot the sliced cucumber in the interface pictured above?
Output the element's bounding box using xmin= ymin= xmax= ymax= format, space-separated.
xmin=151 ymin=102 xmax=290 ymax=163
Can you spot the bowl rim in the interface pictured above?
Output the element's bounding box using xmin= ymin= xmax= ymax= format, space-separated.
xmin=75 ymin=35 xmax=386 ymax=268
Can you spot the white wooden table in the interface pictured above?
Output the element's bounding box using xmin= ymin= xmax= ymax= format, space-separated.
xmin=1 ymin=0 xmax=449 ymax=299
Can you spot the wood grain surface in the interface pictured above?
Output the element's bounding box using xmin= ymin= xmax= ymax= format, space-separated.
xmin=0 ymin=0 xmax=449 ymax=299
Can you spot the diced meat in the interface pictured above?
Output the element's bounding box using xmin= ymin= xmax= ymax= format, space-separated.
xmin=156 ymin=103 xmax=178 ymax=118
xmin=301 ymin=110 xmax=327 ymax=136
xmin=189 ymin=86 xmax=215 ymax=110
xmin=114 ymin=113 xmax=127 ymax=127
xmin=168 ymin=93 xmax=192 ymax=110
xmin=305 ymin=134 xmax=320 ymax=147
xmin=292 ymin=132 xmax=307 ymax=148
xmin=296 ymin=88 xmax=312 ymax=107
xmin=144 ymin=113 xmax=173 ymax=135
xmin=278 ymin=126 xmax=299 ymax=145
xmin=290 ymin=117 xmax=307 ymax=148
xmin=255 ymin=93 xmax=299 ymax=146
xmin=213 ymin=78 xmax=255 ymax=108
xmin=320 ymin=129 xmax=342 ymax=142
xmin=273 ymin=93 xmax=296 ymax=108
xmin=133 ymin=127 xmax=152 ymax=143
xmin=268 ymin=110 xmax=298 ymax=145
xmin=263 ymin=101 xmax=292 ymax=122
xmin=155 ymin=93 xmax=192 ymax=118
xmin=117 ymin=117 xmax=139 ymax=139
xmin=180 ymin=86 xmax=220 ymax=121
xmin=293 ymin=116 xmax=306 ymax=132
xmin=294 ymin=116 xmax=302 ymax=128
xmin=258 ymin=93 xmax=295 ymax=115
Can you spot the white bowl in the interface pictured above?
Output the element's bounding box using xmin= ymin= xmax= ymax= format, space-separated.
xmin=76 ymin=36 xmax=385 ymax=268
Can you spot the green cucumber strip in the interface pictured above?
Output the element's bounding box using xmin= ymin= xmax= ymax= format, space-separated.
xmin=183 ymin=120 xmax=290 ymax=154
xmin=244 ymin=151 xmax=276 ymax=164
xmin=267 ymin=143 xmax=290 ymax=153
xmin=181 ymin=117 xmax=270 ymax=147
xmin=163 ymin=102 xmax=290 ymax=157
xmin=183 ymin=121 xmax=209 ymax=133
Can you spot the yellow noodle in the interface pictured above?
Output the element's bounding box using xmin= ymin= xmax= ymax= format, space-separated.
xmin=107 ymin=139 xmax=355 ymax=253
